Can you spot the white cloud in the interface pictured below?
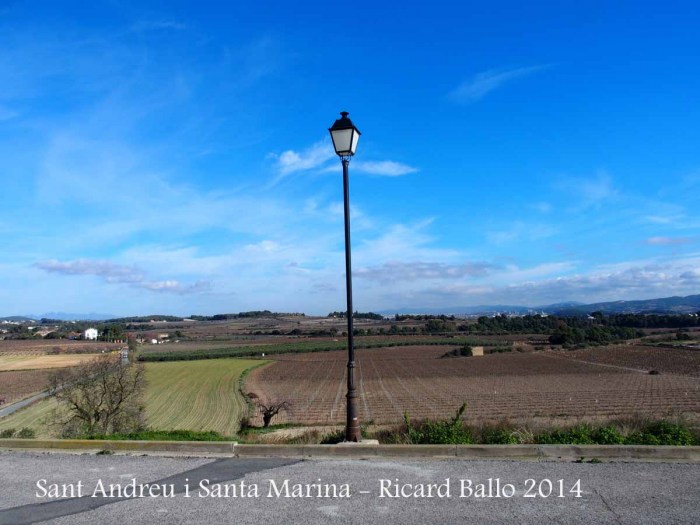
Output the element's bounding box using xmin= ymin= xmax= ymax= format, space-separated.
xmin=244 ymin=240 xmax=281 ymax=253
xmin=273 ymin=140 xmax=334 ymax=176
xmin=498 ymin=261 xmax=578 ymax=283
xmin=645 ymin=236 xmax=693 ymax=246
xmin=555 ymin=171 xmax=619 ymax=210
xmin=277 ymin=141 xmax=417 ymax=179
xmin=449 ymin=65 xmax=550 ymax=103
xmin=355 ymin=261 xmax=497 ymax=283
xmin=355 ymin=219 xmax=459 ymax=266
xmin=376 ymin=256 xmax=700 ymax=309
xmin=644 ymin=214 xmax=684 ymax=225
xmin=34 ymin=258 xmax=211 ymax=295
xmin=139 ymin=280 xmax=211 ymax=294
xmin=486 ymin=222 xmax=558 ymax=245
xmin=36 ymin=259 xmax=143 ymax=283
xmin=353 ymin=160 xmax=418 ymax=177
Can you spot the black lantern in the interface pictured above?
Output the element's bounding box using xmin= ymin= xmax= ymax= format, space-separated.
xmin=329 ymin=111 xmax=361 ymax=157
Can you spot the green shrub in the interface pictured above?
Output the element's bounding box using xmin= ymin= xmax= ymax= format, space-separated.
xmin=481 ymin=427 xmax=519 ymax=444
xmin=320 ymin=430 xmax=346 ymax=444
xmin=0 ymin=428 xmax=16 ymax=438
xmin=460 ymin=346 xmax=473 ymax=357
xmin=401 ymin=403 xmax=472 ymax=444
xmin=626 ymin=421 xmax=695 ymax=446
xmin=536 ymin=424 xmax=596 ymax=445
xmin=417 ymin=420 xmax=473 ymax=444
xmin=593 ymin=426 xmax=625 ymax=445
xmin=16 ymin=428 xmax=36 ymax=439
xmin=374 ymin=414 xmax=698 ymax=446
xmin=441 ymin=346 xmax=473 ymax=358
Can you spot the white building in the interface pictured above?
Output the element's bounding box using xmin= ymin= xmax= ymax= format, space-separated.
xmin=84 ymin=328 xmax=99 ymax=340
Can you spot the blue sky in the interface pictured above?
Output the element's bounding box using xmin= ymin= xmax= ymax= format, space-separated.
xmin=1 ymin=0 xmax=699 ymax=316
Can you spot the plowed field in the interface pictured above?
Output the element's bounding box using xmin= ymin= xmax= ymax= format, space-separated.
xmin=244 ymin=346 xmax=700 ymax=424
xmin=0 ymin=370 xmax=53 ymax=404
xmin=555 ymin=345 xmax=700 ymax=377
xmin=0 ymin=340 xmax=122 ymax=357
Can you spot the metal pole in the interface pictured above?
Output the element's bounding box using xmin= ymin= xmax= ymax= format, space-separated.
xmin=342 ymin=157 xmax=361 ymax=442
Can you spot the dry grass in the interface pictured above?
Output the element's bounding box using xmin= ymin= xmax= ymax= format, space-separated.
xmin=0 ymin=354 xmax=102 ymax=371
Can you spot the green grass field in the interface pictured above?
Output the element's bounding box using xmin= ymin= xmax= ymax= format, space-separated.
xmin=0 ymin=358 xmax=265 ymax=438
xmin=143 ymin=358 xmax=264 ymax=436
xmin=0 ymin=397 xmax=59 ymax=437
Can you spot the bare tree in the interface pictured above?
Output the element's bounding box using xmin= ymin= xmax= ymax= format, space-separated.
xmin=49 ymin=355 xmax=146 ymax=437
xmin=256 ymin=398 xmax=291 ymax=427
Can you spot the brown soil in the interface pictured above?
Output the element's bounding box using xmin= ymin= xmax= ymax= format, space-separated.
xmin=556 ymin=345 xmax=700 ymax=377
xmin=245 ymin=346 xmax=700 ymax=425
xmin=0 ymin=369 xmax=53 ymax=404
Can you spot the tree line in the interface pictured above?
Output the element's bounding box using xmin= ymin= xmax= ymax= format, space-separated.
xmin=327 ymin=311 xmax=384 ymax=320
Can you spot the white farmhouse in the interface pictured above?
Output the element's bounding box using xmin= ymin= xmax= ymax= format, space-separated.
xmin=84 ymin=328 xmax=99 ymax=340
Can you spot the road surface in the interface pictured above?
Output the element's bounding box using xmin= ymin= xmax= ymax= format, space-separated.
xmin=0 ymin=452 xmax=697 ymax=524
xmin=0 ymin=392 xmax=50 ymax=419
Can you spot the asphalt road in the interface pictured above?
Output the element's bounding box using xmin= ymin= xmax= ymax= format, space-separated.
xmin=0 ymin=452 xmax=698 ymax=524
xmin=0 ymin=393 xmax=50 ymax=418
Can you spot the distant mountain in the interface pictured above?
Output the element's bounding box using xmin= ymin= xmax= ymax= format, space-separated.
xmin=536 ymin=301 xmax=585 ymax=310
xmin=28 ymin=312 xmax=116 ymax=321
xmin=384 ymin=305 xmax=535 ymax=316
xmin=0 ymin=316 xmax=35 ymax=322
xmin=379 ymin=295 xmax=700 ymax=316
xmin=549 ymin=295 xmax=700 ymax=315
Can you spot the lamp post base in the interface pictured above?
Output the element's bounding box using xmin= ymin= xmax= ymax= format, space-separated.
xmin=337 ymin=439 xmax=379 ymax=446
xmin=345 ymin=419 xmax=362 ymax=443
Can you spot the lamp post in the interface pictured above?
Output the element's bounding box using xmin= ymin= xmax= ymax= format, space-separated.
xmin=329 ymin=111 xmax=362 ymax=442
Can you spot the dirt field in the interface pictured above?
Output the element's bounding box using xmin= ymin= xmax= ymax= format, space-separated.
xmin=555 ymin=345 xmax=700 ymax=377
xmin=0 ymin=354 xmax=104 ymax=371
xmin=244 ymin=346 xmax=700 ymax=425
xmin=0 ymin=340 xmax=122 ymax=357
xmin=0 ymin=370 xmax=54 ymax=404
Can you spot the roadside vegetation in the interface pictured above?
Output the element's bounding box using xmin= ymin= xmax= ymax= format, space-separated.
xmin=373 ymin=406 xmax=699 ymax=446
xmin=85 ymin=430 xmax=234 ymax=441
xmin=245 ymin=412 xmax=699 ymax=446
xmin=0 ymin=428 xmax=36 ymax=438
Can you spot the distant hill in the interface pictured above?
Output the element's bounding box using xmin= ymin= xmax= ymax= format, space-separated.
xmin=384 ymin=305 xmax=535 ymax=316
xmin=27 ymin=312 xmax=116 ymax=321
xmin=379 ymin=295 xmax=700 ymax=316
xmin=549 ymin=295 xmax=700 ymax=315
xmin=104 ymin=315 xmax=184 ymax=323
xmin=0 ymin=316 xmax=35 ymax=322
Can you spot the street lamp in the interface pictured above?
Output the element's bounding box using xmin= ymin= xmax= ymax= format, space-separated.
xmin=329 ymin=111 xmax=362 ymax=442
